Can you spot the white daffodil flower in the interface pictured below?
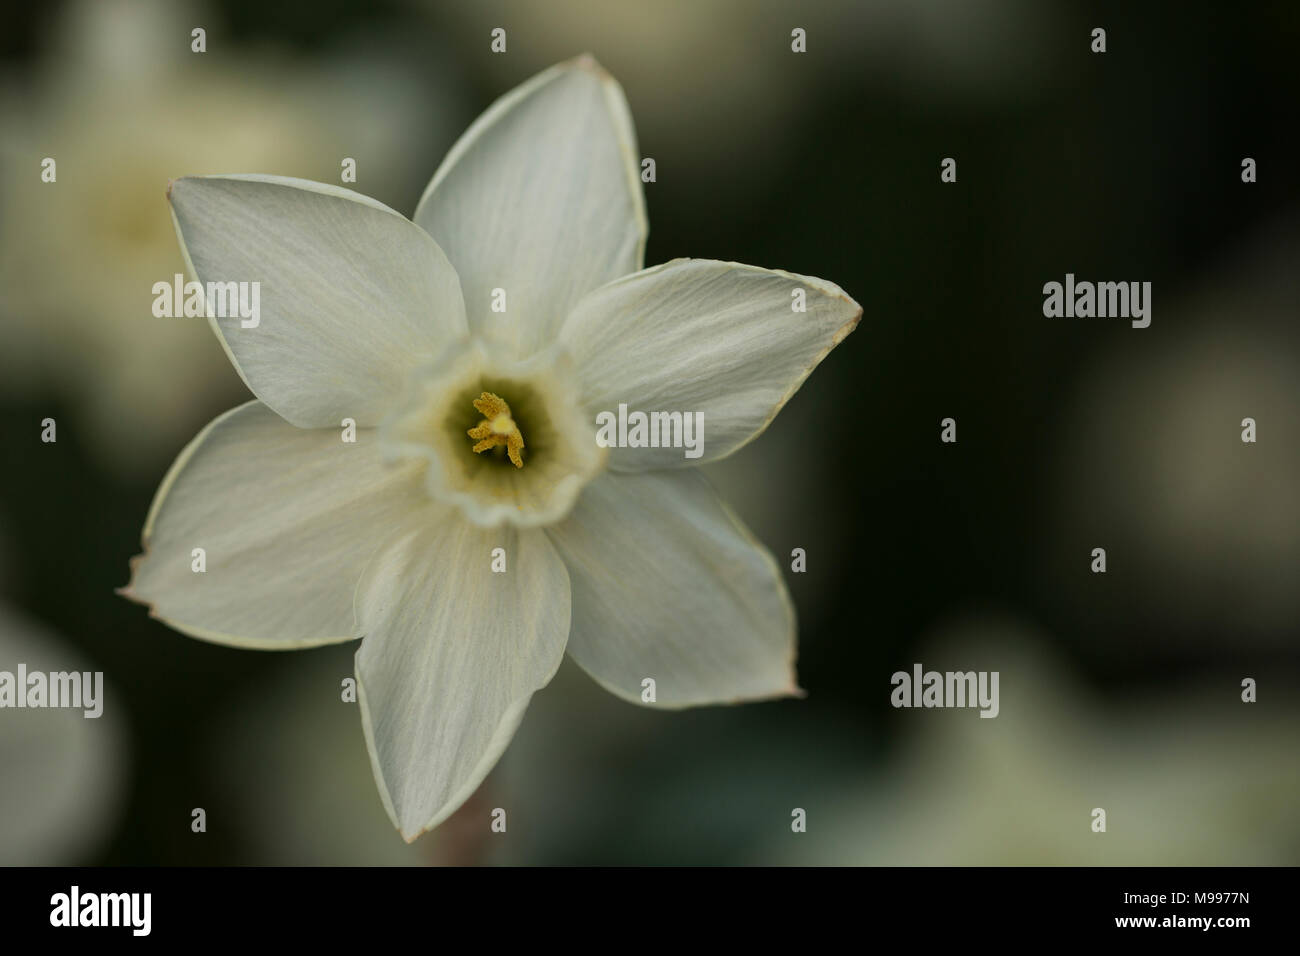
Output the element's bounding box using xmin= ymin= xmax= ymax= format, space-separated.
xmin=121 ymin=56 xmax=861 ymax=842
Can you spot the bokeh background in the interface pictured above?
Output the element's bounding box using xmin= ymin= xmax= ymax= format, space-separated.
xmin=1 ymin=0 xmax=1297 ymax=864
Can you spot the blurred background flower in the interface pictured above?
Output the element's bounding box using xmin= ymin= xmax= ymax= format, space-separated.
xmin=0 ymin=0 xmax=456 ymax=475
xmin=0 ymin=600 xmax=128 ymax=864
xmin=761 ymin=617 xmax=1299 ymax=865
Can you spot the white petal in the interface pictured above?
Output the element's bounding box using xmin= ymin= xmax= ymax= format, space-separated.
xmin=355 ymin=521 xmax=570 ymax=840
xmin=544 ymin=470 xmax=799 ymax=707
xmin=122 ymin=401 xmax=434 ymax=648
xmin=559 ymin=259 xmax=861 ymax=470
xmin=414 ymin=56 xmax=646 ymax=354
xmin=168 ymin=174 xmax=468 ymax=427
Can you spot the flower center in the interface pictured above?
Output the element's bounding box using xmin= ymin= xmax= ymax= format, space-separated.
xmin=379 ymin=341 xmax=606 ymax=528
xmin=466 ymin=391 xmax=525 ymax=468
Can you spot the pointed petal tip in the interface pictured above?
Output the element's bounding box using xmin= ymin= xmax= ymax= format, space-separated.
xmin=569 ymin=52 xmax=604 ymax=74
xmin=167 ymin=176 xmax=200 ymax=206
xmin=833 ymin=303 xmax=863 ymax=346
xmin=562 ymin=53 xmax=623 ymax=90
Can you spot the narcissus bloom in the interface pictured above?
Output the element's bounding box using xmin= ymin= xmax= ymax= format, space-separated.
xmin=122 ymin=56 xmax=861 ymax=841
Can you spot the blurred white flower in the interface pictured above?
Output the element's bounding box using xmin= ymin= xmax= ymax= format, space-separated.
xmin=0 ymin=0 xmax=444 ymax=473
xmin=0 ymin=604 xmax=128 ymax=864
xmin=122 ymin=57 xmax=861 ymax=841
xmin=767 ymin=619 xmax=1300 ymax=864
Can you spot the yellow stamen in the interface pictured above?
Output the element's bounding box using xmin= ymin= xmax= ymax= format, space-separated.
xmin=467 ymin=391 xmax=525 ymax=468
